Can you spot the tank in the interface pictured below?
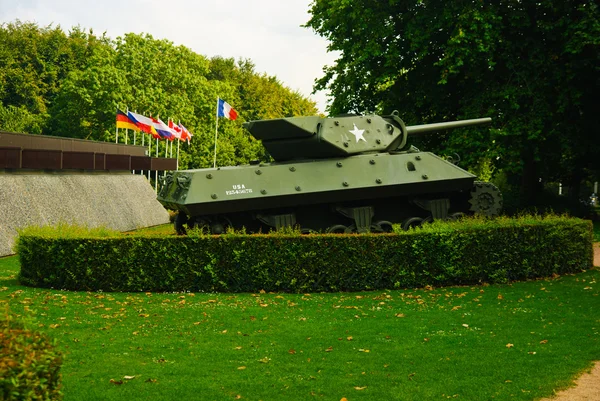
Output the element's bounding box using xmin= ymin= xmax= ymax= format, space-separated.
xmin=158 ymin=111 xmax=502 ymax=234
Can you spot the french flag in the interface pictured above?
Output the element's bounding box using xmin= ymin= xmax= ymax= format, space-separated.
xmin=217 ymin=98 xmax=238 ymax=120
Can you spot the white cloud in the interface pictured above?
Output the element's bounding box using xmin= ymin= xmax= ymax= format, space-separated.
xmin=0 ymin=0 xmax=338 ymax=113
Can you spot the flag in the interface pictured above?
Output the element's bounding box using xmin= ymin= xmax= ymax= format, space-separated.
xmin=150 ymin=117 xmax=175 ymax=140
xmin=127 ymin=111 xmax=160 ymax=138
xmin=180 ymin=124 xmax=193 ymax=144
xmin=168 ymin=119 xmax=183 ymax=140
xmin=217 ymin=98 xmax=238 ymax=120
xmin=116 ymin=109 xmax=140 ymax=131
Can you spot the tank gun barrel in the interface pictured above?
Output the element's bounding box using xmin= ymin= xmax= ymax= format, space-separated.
xmin=406 ymin=117 xmax=491 ymax=136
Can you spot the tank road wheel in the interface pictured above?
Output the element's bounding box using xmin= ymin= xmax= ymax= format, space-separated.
xmin=402 ymin=217 xmax=424 ymax=231
xmin=469 ymin=182 xmax=503 ymax=216
xmin=372 ymin=220 xmax=394 ymax=233
xmin=449 ymin=212 xmax=466 ymax=220
xmin=174 ymin=212 xmax=189 ymax=235
xmin=209 ymin=215 xmax=232 ymax=234
xmin=327 ymin=224 xmax=348 ymax=234
xmin=344 ymin=225 xmax=358 ymax=234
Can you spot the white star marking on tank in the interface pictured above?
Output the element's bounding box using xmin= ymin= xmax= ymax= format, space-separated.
xmin=349 ymin=124 xmax=366 ymax=142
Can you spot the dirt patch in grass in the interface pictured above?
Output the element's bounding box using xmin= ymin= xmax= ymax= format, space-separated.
xmin=539 ymin=361 xmax=600 ymax=401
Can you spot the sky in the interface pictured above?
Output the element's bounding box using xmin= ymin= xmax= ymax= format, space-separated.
xmin=0 ymin=0 xmax=338 ymax=113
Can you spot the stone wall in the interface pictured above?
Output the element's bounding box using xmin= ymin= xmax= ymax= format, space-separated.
xmin=0 ymin=173 xmax=170 ymax=256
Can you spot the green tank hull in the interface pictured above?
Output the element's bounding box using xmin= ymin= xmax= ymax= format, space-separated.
xmin=158 ymin=112 xmax=502 ymax=233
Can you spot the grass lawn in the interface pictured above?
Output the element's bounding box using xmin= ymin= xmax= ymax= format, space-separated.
xmin=1 ymin=255 xmax=599 ymax=401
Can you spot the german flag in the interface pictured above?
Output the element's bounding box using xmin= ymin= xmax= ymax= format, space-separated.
xmin=116 ymin=109 xmax=140 ymax=131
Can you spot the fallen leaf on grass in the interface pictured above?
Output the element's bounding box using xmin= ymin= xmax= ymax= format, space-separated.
xmin=462 ymin=324 xmax=469 ymax=328
xmin=451 ymin=306 xmax=461 ymax=311
xmin=540 ymin=339 xmax=548 ymax=344
xmin=497 ymin=294 xmax=504 ymax=300
xmin=145 ymin=378 xmax=157 ymax=383
xmin=395 ymin=313 xmax=405 ymax=318
xmin=506 ymin=343 xmax=514 ymax=348
xmin=325 ymin=346 xmax=333 ymax=352
xmin=235 ymin=346 xmax=243 ymax=350
xmin=109 ymin=379 xmax=123 ymax=385
xmin=354 ymin=386 xmax=367 ymax=390
xmin=358 ymin=349 xmax=370 ymax=353
xmin=237 ymin=366 xmax=246 ymax=370
xmin=123 ymin=375 xmax=136 ymax=380
xmin=347 ymin=336 xmax=353 ymax=341
xmin=288 ymin=349 xmax=296 ymax=354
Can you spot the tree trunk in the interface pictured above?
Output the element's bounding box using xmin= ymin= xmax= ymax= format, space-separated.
xmin=519 ymin=147 xmax=540 ymax=207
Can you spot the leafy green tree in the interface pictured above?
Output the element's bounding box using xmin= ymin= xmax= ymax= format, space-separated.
xmin=0 ymin=22 xmax=318 ymax=169
xmin=306 ymin=0 xmax=600 ymax=206
xmin=0 ymin=21 xmax=102 ymax=129
xmin=0 ymin=102 xmax=45 ymax=134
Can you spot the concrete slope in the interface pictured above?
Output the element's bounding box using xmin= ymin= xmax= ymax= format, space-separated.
xmin=0 ymin=173 xmax=170 ymax=256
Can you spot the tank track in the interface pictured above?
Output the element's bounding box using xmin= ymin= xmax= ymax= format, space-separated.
xmin=174 ymin=181 xmax=502 ymax=235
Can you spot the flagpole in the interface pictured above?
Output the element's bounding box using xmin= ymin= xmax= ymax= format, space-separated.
xmin=125 ymin=107 xmax=129 ymax=145
xmin=132 ymin=109 xmax=136 ymax=146
xmin=176 ymin=120 xmax=181 ymax=171
xmin=115 ymin=108 xmax=119 ymax=143
xmin=213 ymin=96 xmax=219 ymax=168
xmin=140 ymin=112 xmax=145 ymax=176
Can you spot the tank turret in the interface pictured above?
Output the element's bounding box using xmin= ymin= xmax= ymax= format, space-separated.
xmin=243 ymin=111 xmax=491 ymax=161
xmin=158 ymin=111 xmax=502 ymax=234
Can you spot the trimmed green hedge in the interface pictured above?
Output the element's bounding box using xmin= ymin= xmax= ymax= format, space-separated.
xmin=0 ymin=315 xmax=63 ymax=401
xmin=16 ymin=216 xmax=593 ymax=293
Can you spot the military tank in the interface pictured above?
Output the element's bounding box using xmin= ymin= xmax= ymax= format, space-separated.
xmin=158 ymin=111 xmax=502 ymax=234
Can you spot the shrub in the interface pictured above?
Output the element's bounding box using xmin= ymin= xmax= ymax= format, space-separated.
xmin=0 ymin=312 xmax=63 ymax=400
xmin=15 ymin=216 xmax=593 ymax=293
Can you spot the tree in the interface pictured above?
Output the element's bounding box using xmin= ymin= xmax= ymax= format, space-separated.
xmin=0 ymin=22 xmax=319 ymax=169
xmin=306 ymin=0 xmax=600 ymax=206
